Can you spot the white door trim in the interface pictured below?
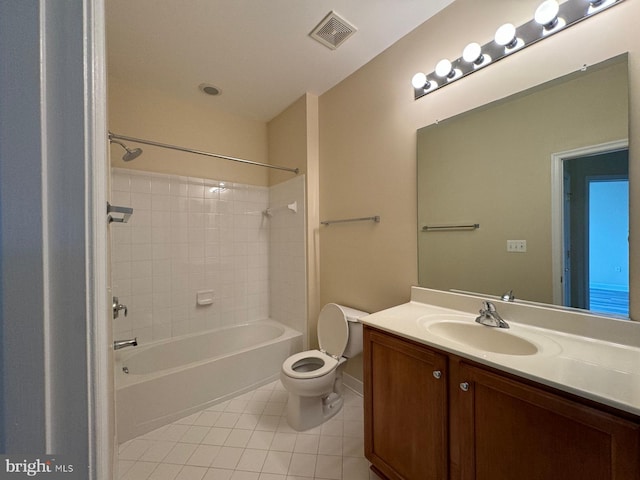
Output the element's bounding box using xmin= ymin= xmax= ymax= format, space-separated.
xmin=84 ymin=0 xmax=112 ymax=478
xmin=550 ymin=139 xmax=629 ymax=305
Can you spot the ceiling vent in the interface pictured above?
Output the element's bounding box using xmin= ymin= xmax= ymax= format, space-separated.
xmin=310 ymin=11 xmax=357 ymax=50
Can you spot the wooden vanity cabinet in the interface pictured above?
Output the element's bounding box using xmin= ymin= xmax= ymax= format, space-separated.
xmin=364 ymin=325 xmax=640 ymax=480
xmin=364 ymin=327 xmax=448 ymax=480
xmin=455 ymin=361 xmax=640 ymax=480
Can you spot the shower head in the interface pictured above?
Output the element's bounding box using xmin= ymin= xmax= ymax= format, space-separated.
xmin=122 ymin=146 xmax=143 ymax=162
xmin=109 ymin=137 xmax=143 ymax=162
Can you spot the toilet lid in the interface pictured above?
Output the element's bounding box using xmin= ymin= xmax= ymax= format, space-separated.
xmin=317 ymin=303 xmax=349 ymax=358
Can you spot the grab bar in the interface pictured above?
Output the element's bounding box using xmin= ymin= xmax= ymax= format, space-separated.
xmin=321 ymin=216 xmax=380 ymax=226
xmin=422 ymin=223 xmax=479 ymax=231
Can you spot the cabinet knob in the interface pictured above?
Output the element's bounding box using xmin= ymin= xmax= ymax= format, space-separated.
xmin=460 ymin=382 xmax=470 ymax=392
xmin=433 ymin=370 xmax=442 ymax=379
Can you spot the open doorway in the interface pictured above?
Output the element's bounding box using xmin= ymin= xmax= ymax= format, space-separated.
xmin=557 ymin=146 xmax=629 ymax=316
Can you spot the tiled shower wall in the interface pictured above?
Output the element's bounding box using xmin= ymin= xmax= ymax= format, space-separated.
xmin=110 ymin=169 xmax=306 ymax=344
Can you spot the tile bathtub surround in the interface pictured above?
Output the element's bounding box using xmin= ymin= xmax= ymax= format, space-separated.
xmin=110 ymin=169 xmax=306 ymax=343
xmin=117 ymin=381 xmax=383 ymax=480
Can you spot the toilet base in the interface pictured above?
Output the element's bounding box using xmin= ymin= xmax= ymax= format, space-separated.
xmin=286 ymin=391 xmax=344 ymax=431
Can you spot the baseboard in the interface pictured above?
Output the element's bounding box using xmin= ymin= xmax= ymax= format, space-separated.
xmin=343 ymin=372 xmax=363 ymax=396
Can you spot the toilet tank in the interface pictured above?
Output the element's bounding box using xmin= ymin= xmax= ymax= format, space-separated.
xmin=340 ymin=305 xmax=368 ymax=358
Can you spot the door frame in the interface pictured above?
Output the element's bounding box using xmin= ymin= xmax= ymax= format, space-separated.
xmin=551 ymin=139 xmax=629 ymax=305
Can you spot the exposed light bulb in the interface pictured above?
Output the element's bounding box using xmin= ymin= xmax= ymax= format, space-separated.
xmin=462 ymin=42 xmax=483 ymax=64
xmin=535 ymin=0 xmax=560 ymax=30
xmin=494 ymin=23 xmax=517 ymax=48
xmin=411 ymin=72 xmax=428 ymax=89
xmin=435 ymin=59 xmax=454 ymax=78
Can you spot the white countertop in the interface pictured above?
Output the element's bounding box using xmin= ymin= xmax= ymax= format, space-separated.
xmin=361 ymin=290 xmax=640 ymax=417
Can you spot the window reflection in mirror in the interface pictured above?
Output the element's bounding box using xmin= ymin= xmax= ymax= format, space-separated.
xmin=417 ymin=54 xmax=629 ymax=318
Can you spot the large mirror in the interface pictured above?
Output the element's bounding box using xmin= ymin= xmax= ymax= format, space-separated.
xmin=417 ymin=54 xmax=630 ymax=318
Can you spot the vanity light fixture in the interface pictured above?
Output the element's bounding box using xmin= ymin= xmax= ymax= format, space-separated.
xmin=462 ymin=42 xmax=490 ymax=68
xmin=411 ymin=72 xmax=429 ymax=89
xmin=494 ymin=23 xmax=520 ymax=49
xmin=535 ymin=0 xmax=566 ymax=33
xmin=435 ymin=59 xmax=456 ymax=79
xmin=587 ymin=0 xmax=616 ymax=14
xmin=411 ymin=72 xmax=438 ymax=93
xmin=411 ymin=0 xmax=624 ymax=100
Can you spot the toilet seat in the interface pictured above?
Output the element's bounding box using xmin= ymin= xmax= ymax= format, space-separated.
xmin=282 ymin=350 xmax=338 ymax=379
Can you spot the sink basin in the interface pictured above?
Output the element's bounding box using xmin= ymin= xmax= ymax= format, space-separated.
xmin=427 ymin=320 xmax=539 ymax=356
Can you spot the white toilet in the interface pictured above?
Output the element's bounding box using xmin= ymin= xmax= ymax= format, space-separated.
xmin=280 ymin=303 xmax=368 ymax=431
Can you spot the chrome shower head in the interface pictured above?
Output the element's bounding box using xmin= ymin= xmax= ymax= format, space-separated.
xmin=109 ymin=137 xmax=143 ymax=162
xmin=122 ymin=146 xmax=143 ymax=162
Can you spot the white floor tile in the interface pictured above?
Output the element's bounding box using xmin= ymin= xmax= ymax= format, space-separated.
xmin=230 ymin=471 xmax=259 ymax=480
xmin=202 ymin=428 xmax=232 ymax=446
xmin=246 ymin=431 xmax=274 ymax=450
xmin=120 ymin=461 xmax=158 ymax=480
xmin=342 ymin=456 xmax=371 ymax=480
xmin=287 ymin=453 xmax=317 ymax=477
xmin=269 ymin=433 xmax=296 ymax=453
xmin=202 ymin=468 xmax=233 ymax=480
xmin=342 ymin=436 xmax=364 ymax=458
xmin=148 ymin=463 xmax=183 ymax=480
xmin=119 ymin=383 xmax=371 ymax=480
xmin=215 ymin=413 xmax=241 ymax=429
xmin=235 ymin=448 xmax=268 ymax=472
xmin=261 ymin=451 xmax=291 ymax=475
xmin=164 ymin=444 xmax=199 ymax=465
xmin=235 ymin=413 xmax=261 ymax=430
xmin=195 ymin=411 xmax=223 ymax=427
xmin=118 ymin=459 xmax=136 ymax=479
xmin=318 ymin=436 xmax=342 ymax=456
xmin=224 ymin=429 xmax=252 ymax=448
xmin=315 ymin=455 xmax=342 ymax=480
xmin=162 ymin=425 xmax=192 ymax=442
xmin=293 ymin=434 xmax=319 ymax=455
xmin=187 ymin=445 xmax=222 ymax=467
xmin=256 ymin=473 xmax=285 ymax=480
xmin=210 ymin=446 xmax=244 ymax=470
xmin=120 ymin=439 xmax=153 ymax=461
xmin=141 ymin=441 xmax=178 ymax=462
xmin=175 ymin=465 xmax=208 ymax=480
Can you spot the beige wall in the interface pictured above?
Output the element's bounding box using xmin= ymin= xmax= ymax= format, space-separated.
xmin=418 ymin=60 xmax=628 ymax=305
xmin=319 ymin=0 xmax=640 ymax=380
xmin=268 ymin=94 xmax=321 ymax=347
xmin=108 ymin=76 xmax=269 ymax=185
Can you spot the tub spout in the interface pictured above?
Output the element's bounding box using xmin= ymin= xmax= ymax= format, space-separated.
xmin=114 ymin=338 xmax=138 ymax=350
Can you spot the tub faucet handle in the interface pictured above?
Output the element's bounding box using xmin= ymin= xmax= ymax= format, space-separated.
xmin=113 ymin=296 xmax=128 ymax=319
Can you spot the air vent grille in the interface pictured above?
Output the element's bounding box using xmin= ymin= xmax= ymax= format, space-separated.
xmin=310 ymin=11 xmax=357 ymax=50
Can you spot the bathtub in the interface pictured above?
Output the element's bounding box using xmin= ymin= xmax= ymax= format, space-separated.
xmin=115 ymin=319 xmax=302 ymax=442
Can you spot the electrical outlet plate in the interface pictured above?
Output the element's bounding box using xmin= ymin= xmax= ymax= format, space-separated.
xmin=507 ymin=240 xmax=527 ymax=252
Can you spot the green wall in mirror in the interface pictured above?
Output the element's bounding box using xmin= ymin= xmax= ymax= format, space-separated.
xmin=417 ymin=55 xmax=629 ymax=316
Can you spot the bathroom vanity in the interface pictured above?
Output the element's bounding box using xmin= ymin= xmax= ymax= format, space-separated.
xmin=361 ymin=287 xmax=640 ymax=480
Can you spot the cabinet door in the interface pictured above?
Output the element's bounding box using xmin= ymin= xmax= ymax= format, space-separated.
xmin=457 ymin=362 xmax=640 ymax=480
xmin=364 ymin=327 xmax=448 ymax=480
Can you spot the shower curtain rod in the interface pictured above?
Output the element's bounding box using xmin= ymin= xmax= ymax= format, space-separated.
xmin=108 ymin=132 xmax=299 ymax=174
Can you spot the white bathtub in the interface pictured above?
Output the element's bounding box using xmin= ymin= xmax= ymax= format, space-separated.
xmin=115 ymin=319 xmax=302 ymax=442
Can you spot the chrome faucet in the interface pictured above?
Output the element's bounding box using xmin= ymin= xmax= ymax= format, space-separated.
xmin=114 ymin=338 xmax=138 ymax=350
xmin=475 ymin=301 xmax=510 ymax=329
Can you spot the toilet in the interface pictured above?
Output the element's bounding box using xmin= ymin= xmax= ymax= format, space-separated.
xmin=280 ymin=303 xmax=368 ymax=431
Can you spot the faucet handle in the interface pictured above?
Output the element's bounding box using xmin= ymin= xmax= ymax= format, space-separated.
xmin=481 ymin=300 xmax=496 ymax=312
xmin=113 ymin=296 xmax=128 ymax=319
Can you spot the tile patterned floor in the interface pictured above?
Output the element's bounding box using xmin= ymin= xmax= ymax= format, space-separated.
xmin=117 ymin=380 xmax=384 ymax=480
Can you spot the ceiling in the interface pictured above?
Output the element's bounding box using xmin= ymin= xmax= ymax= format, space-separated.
xmin=106 ymin=0 xmax=455 ymax=122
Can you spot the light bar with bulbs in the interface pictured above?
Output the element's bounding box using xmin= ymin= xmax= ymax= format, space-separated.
xmin=411 ymin=0 xmax=623 ymax=100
